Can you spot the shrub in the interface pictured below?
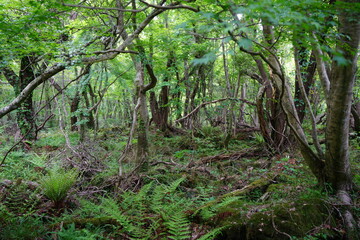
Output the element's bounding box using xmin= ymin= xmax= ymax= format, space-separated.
xmin=40 ymin=168 xmax=78 ymax=208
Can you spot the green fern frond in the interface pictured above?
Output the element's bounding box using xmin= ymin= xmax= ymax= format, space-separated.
xmin=196 ymin=196 xmax=241 ymax=220
xmin=165 ymin=177 xmax=186 ymax=193
xmin=150 ymin=185 xmax=167 ymax=213
xmin=197 ymin=226 xmax=228 ymax=240
xmin=215 ymin=196 xmax=240 ymax=209
xmin=166 ymin=211 xmax=191 ymax=240
xmin=100 ymin=198 xmax=144 ymax=236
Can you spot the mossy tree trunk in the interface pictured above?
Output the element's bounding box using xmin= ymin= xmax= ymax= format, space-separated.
xmin=294 ymin=48 xmax=317 ymax=123
xmin=1 ymin=56 xmax=37 ymax=141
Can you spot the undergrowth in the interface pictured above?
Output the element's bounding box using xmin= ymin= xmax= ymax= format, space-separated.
xmin=0 ymin=126 xmax=358 ymax=239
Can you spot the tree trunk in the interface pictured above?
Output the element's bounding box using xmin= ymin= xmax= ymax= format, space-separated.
xmin=1 ymin=56 xmax=38 ymax=141
xmin=294 ymin=49 xmax=317 ymax=123
xmin=135 ymin=61 xmax=149 ymax=170
xmin=324 ymin=3 xmax=360 ymax=192
xmin=351 ymin=103 xmax=360 ymax=134
xmin=324 ymin=4 xmax=360 ymax=238
xmin=70 ymin=90 xmax=81 ymax=131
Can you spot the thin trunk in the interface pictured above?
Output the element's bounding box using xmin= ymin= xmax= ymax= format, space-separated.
xmin=222 ymin=42 xmax=234 ymax=148
xmin=135 ymin=61 xmax=149 ymax=170
xmin=70 ymin=90 xmax=81 ymax=131
xmin=294 ymin=49 xmax=317 ymax=123
xmin=351 ymin=103 xmax=360 ymax=134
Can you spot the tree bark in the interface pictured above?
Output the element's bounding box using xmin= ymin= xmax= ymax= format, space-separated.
xmin=1 ymin=56 xmax=38 ymax=141
xmin=324 ymin=2 xmax=360 ymax=192
xmin=294 ymin=49 xmax=317 ymax=123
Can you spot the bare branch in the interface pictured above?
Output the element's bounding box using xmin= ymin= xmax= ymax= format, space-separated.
xmin=142 ymin=63 xmax=158 ymax=93
xmin=175 ymin=98 xmax=256 ymax=123
xmin=62 ymin=3 xmax=148 ymax=12
xmin=93 ymin=49 xmax=138 ymax=55
xmin=139 ymin=0 xmax=199 ymax=12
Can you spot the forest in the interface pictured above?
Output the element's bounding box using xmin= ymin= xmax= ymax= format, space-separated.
xmin=0 ymin=0 xmax=359 ymax=239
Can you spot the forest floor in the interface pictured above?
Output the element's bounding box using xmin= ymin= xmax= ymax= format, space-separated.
xmin=0 ymin=125 xmax=359 ymax=239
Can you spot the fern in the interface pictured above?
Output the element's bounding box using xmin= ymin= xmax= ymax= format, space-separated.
xmin=40 ymin=168 xmax=78 ymax=206
xmin=166 ymin=177 xmax=186 ymax=193
xmin=196 ymin=196 xmax=241 ymax=220
xmin=166 ymin=211 xmax=191 ymax=240
xmin=150 ymin=177 xmax=186 ymax=215
xmin=100 ymin=198 xmax=145 ymax=238
xmin=197 ymin=226 xmax=228 ymax=240
xmin=76 ymin=177 xmax=234 ymax=239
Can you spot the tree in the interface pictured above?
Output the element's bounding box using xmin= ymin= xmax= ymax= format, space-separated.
xmin=217 ymin=0 xmax=359 ymax=237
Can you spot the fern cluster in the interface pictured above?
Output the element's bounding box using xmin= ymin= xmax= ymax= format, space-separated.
xmin=40 ymin=168 xmax=78 ymax=206
xmin=196 ymin=196 xmax=241 ymax=221
xmin=73 ymin=177 xmax=237 ymax=239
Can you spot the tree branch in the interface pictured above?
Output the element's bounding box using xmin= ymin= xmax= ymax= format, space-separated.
xmin=0 ymin=0 xmax=198 ymax=120
xmin=0 ymin=66 xmax=19 ymax=86
xmin=93 ymin=49 xmax=138 ymax=55
xmin=0 ymin=63 xmax=66 ymax=118
xmin=142 ymin=63 xmax=158 ymax=93
xmin=139 ymin=0 xmax=199 ymax=12
xmin=175 ymin=98 xmax=256 ymax=123
xmin=294 ymin=47 xmax=324 ymax=158
xmin=62 ymin=3 xmax=148 ymax=12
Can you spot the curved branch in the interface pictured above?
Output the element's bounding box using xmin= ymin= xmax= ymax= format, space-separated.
xmin=0 ymin=63 xmax=66 ymax=118
xmin=139 ymin=0 xmax=199 ymax=12
xmin=142 ymin=63 xmax=158 ymax=93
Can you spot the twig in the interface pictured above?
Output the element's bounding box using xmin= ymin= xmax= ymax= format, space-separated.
xmin=271 ymin=211 xmax=292 ymax=239
xmin=35 ymin=114 xmax=54 ymax=134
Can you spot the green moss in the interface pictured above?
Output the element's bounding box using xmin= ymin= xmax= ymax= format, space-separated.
xmin=217 ymin=199 xmax=338 ymax=240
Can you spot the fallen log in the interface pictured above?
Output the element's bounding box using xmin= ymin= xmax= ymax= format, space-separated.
xmin=200 ymin=148 xmax=268 ymax=164
xmin=50 ymin=217 xmax=119 ymax=229
xmin=194 ymin=174 xmax=277 ymax=214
